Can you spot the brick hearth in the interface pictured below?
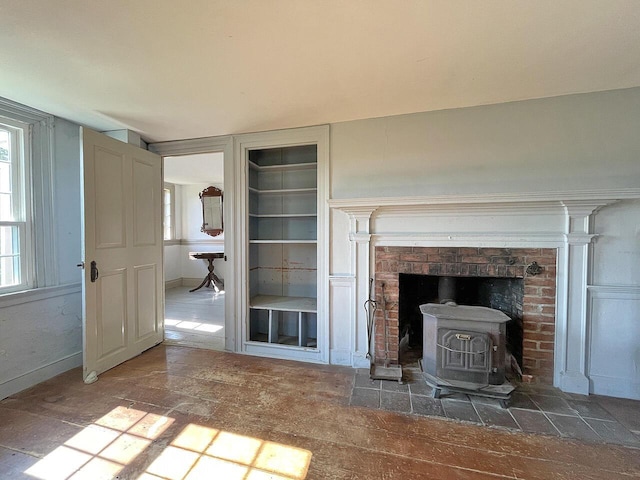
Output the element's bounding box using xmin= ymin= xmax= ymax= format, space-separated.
xmin=374 ymin=247 xmax=557 ymax=384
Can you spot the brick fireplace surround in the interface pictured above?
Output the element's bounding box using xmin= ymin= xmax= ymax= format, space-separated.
xmin=374 ymin=246 xmax=557 ymax=384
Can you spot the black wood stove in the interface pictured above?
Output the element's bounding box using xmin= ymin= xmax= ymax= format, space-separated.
xmin=421 ymin=303 xmax=515 ymax=406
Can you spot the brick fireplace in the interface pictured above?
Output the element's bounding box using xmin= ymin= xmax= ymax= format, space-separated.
xmin=374 ymin=246 xmax=557 ymax=384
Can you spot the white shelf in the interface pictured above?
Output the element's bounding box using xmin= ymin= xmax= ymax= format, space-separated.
xmin=249 ymin=187 xmax=317 ymax=195
xmin=250 ymin=295 xmax=317 ymax=313
xmin=245 ymin=340 xmax=318 ymax=351
xmin=249 ymin=213 xmax=316 ymax=218
xmin=249 ymin=239 xmax=317 ymax=244
xmin=248 ymin=161 xmax=317 ymax=171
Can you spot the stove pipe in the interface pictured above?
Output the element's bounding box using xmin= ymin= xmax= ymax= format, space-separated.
xmin=438 ymin=276 xmax=457 ymax=305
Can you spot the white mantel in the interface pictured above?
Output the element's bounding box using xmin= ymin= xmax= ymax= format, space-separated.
xmin=328 ymin=188 xmax=640 ymax=397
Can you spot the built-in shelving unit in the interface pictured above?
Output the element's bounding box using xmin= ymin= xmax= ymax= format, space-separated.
xmin=249 ymin=240 xmax=317 ymax=244
xmin=249 ymin=213 xmax=316 ymax=218
xmin=248 ymin=145 xmax=318 ymax=349
xmin=249 ymin=187 xmax=317 ymax=194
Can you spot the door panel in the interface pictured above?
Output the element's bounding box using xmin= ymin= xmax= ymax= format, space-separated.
xmin=94 ymin=147 xmax=126 ymax=249
xmin=82 ymin=127 xmax=163 ymax=382
xmin=134 ymin=264 xmax=158 ymax=340
xmin=133 ymin=157 xmax=157 ymax=246
xmin=97 ymin=269 xmax=127 ymax=358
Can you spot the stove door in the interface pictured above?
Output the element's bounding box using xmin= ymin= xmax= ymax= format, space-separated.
xmin=437 ymin=329 xmax=492 ymax=385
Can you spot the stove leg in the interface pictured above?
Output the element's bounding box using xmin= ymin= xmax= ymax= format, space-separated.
xmin=432 ymin=388 xmax=441 ymax=399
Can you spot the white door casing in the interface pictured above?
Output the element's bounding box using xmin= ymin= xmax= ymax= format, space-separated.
xmin=147 ymin=135 xmax=236 ymax=352
xmin=81 ymin=128 xmax=164 ymax=383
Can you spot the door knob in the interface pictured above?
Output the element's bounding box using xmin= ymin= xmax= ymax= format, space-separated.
xmin=90 ymin=261 xmax=99 ymax=283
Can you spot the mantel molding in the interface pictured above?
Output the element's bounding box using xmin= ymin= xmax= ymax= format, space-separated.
xmin=349 ymin=232 xmax=372 ymax=244
xmin=565 ymin=232 xmax=599 ymax=245
xmin=375 ymin=203 xmax=563 ymax=217
xmin=372 ymin=232 xmax=565 ymax=247
xmin=337 ymin=206 xmax=379 ymax=218
xmin=561 ymin=200 xmax=616 ymax=217
xmin=328 ymin=188 xmax=640 ymax=211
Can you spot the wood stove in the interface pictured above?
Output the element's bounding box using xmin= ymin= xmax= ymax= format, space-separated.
xmin=421 ymin=303 xmax=515 ymax=404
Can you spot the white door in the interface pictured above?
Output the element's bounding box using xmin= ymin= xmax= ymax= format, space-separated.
xmin=81 ymin=127 xmax=164 ymax=383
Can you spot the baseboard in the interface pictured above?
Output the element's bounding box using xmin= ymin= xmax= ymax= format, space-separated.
xmin=560 ymin=370 xmax=590 ymax=395
xmin=165 ymin=278 xmax=182 ymax=289
xmin=352 ymin=352 xmax=371 ymax=369
xmin=165 ymin=278 xmax=209 ymax=289
xmin=589 ymin=374 xmax=640 ymax=400
xmin=329 ymin=349 xmax=352 ymax=366
xmin=0 ymin=351 xmax=82 ymax=400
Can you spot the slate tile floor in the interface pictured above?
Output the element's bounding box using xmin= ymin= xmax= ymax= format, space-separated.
xmin=351 ymin=366 xmax=640 ymax=447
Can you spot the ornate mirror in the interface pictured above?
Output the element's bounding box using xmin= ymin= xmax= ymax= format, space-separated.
xmin=200 ymin=186 xmax=223 ymax=237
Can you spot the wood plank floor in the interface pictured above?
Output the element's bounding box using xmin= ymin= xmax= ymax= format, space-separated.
xmin=0 ymin=345 xmax=638 ymax=479
xmin=164 ymin=287 xmax=225 ymax=351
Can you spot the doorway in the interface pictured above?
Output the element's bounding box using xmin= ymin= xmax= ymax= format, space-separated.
xmin=162 ymin=152 xmax=226 ymax=351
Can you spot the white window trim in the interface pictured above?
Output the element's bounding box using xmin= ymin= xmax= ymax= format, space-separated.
xmin=0 ymin=97 xmax=56 ymax=293
xmin=0 ymin=116 xmax=32 ymax=292
xmin=163 ymin=182 xmax=176 ymax=242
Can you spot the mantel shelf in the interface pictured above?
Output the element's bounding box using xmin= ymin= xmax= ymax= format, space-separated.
xmin=327 ymin=189 xmax=640 ymax=213
xmin=250 ymin=295 xmax=317 ymax=313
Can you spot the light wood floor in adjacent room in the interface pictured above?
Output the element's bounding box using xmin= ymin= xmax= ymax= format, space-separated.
xmin=164 ymin=286 xmax=225 ymax=351
xmin=1 ymin=345 xmax=638 ymax=479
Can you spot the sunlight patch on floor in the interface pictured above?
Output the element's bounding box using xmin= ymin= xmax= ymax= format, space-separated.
xmin=142 ymin=423 xmax=311 ymax=480
xmin=165 ymin=319 xmax=223 ymax=334
xmin=25 ymin=406 xmax=174 ymax=480
xmin=24 ymin=407 xmax=311 ymax=480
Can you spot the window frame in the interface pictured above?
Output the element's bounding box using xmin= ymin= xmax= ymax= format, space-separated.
xmin=0 ymin=116 xmax=33 ymax=293
xmin=0 ymin=96 xmax=55 ymax=298
xmin=163 ymin=182 xmax=176 ymax=242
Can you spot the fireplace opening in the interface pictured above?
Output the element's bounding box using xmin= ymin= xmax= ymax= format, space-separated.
xmin=399 ymin=273 xmax=524 ymax=369
xmin=375 ymin=247 xmax=556 ymax=384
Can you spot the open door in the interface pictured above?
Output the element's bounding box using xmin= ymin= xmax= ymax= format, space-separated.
xmin=81 ymin=128 xmax=164 ymax=383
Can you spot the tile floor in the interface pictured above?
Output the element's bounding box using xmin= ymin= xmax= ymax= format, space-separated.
xmin=1 ymin=345 xmax=639 ymax=480
xmin=351 ymin=365 xmax=640 ymax=447
xmin=163 ymin=286 xmax=225 ymax=351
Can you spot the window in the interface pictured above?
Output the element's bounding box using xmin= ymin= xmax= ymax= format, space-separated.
xmin=0 ymin=97 xmax=56 ymax=297
xmin=0 ymin=117 xmax=30 ymax=292
xmin=163 ymin=183 xmax=176 ymax=241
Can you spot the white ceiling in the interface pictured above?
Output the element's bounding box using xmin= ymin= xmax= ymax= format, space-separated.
xmin=164 ymin=152 xmax=224 ymax=185
xmin=2 ymin=1 xmax=640 ymax=143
